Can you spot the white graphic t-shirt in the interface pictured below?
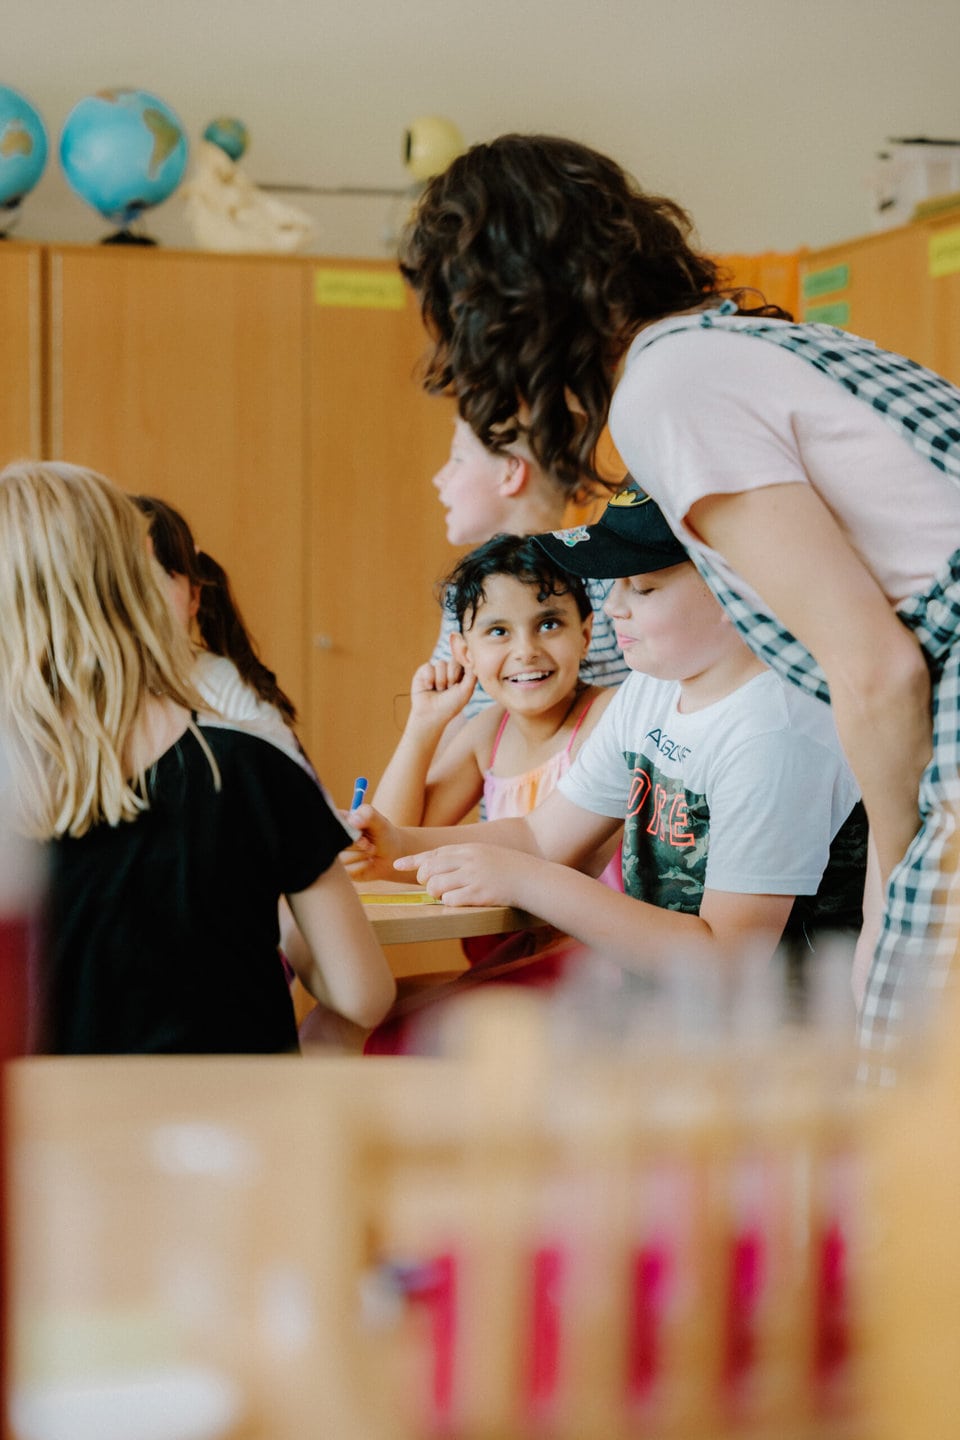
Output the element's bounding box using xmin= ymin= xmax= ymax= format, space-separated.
xmin=558 ymin=669 xmax=862 ymax=914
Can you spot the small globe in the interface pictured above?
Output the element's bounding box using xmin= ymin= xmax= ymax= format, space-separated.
xmin=59 ymin=88 xmax=188 ymax=233
xmin=0 ymin=85 xmax=49 ymax=218
xmin=203 ymin=116 xmax=248 ymax=163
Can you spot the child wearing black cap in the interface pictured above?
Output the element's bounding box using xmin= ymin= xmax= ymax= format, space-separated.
xmin=346 ymin=485 xmax=866 ymax=976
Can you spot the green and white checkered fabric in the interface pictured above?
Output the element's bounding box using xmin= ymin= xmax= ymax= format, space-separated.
xmin=642 ymin=304 xmax=960 ymax=1076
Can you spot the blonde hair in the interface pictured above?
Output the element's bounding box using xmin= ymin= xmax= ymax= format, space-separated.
xmin=0 ymin=461 xmax=208 ymax=839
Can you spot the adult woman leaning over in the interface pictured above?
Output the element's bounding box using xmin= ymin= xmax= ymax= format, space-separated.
xmin=398 ymin=133 xmax=960 ymax=1075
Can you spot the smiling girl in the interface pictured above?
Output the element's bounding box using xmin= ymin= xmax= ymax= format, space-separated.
xmin=372 ymin=535 xmax=618 ymax=850
xmin=363 ymin=534 xmax=620 ymax=1052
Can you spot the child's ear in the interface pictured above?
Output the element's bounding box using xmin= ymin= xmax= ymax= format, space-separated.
xmin=449 ymin=630 xmax=470 ymax=669
xmin=579 ymin=609 xmax=594 ymax=654
xmin=498 ymin=453 xmax=529 ymax=498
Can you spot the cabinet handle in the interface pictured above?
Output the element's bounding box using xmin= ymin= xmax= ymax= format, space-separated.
xmin=313 ymin=633 xmax=335 ymax=651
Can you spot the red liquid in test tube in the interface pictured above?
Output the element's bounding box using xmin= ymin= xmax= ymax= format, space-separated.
xmin=525 ymin=1245 xmax=565 ymax=1419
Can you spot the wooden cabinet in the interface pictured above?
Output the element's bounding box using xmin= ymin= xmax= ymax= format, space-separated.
xmin=1 ymin=243 xmax=455 ymax=801
xmin=718 ymin=248 xmax=804 ymax=320
xmin=798 ymin=209 xmax=960 ymax=384
xmin=924 ymin=210 xmax=960 ymax=385
xmin=305 ymin=261 xmax=453 ymax=796
xmin=47 ymin=245 xmax=312 ymax=722
xmin=0 ymin=242 xmax=44 ymax=461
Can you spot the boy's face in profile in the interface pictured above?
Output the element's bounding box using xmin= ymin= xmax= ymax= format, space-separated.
xmin=431 ymin=419 xmax=516 ymax=547
xmin=603 ymin=562 xmax=732 ymax=683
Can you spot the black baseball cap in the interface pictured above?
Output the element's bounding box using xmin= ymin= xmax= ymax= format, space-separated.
xmin=534 ymin=480 xmax=689 ymax=579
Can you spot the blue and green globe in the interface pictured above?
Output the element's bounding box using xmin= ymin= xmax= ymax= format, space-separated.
xmin=203 ymin=116 xmax=248 ymax=162
xmin=0 ymin=85 xmax=48 ymax=220
xmin=59 ymin=88 xmax=188 ymax=232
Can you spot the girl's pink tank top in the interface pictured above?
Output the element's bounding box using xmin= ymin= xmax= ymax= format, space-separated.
xmin=482 ymin=696 xmax=623 ymax=890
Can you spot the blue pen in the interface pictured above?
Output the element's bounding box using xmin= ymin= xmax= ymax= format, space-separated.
xmin=350 ymin=775 xmax=369 ymax=811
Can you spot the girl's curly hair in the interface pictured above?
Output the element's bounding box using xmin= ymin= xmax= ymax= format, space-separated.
xmin=439 ymin=533 xmax=591 ymax=632
xmin=400 ymin=133 xmax=789 ymax=492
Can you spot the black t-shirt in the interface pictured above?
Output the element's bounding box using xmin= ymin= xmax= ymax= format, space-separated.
xmin=42 ymin=722 xmax=352 ymax=1055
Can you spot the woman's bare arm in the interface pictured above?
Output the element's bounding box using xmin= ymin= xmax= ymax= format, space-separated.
xmin=688 ymin=483 xmax=931 ymax=881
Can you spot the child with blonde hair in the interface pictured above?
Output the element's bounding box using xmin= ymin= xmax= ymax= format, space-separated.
xmin=0 ymin=461 xmax=394 ymax=1054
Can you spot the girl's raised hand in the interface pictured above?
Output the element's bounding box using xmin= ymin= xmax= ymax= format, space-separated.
xmin=408 ymin=658 xmax=477 ymax=730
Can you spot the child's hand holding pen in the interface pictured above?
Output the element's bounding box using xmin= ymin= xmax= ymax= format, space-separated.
xmin=343 ymin=786 xmax=408 ymax=882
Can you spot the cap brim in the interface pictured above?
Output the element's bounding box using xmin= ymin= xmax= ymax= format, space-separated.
xmin=534 ymin=526 xmax=686 ymax=580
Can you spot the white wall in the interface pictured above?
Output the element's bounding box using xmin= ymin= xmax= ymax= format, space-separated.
xmin=5 ymin=0 xmax=960 ymax=257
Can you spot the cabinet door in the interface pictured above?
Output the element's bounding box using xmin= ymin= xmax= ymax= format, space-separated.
xmin=799 ymin=214 xmax=960 ymax=386
xmin=47 ymin=245 xmax=308 ymax=716
xmin=306 ymin=262 xmax=454 ymax=802
xmin=798 ymin=224 xmax=933 ymax=368
xmin=924 ymin=212 xmax=960 ymax=385
xmin=0 ymin=243 xmax=44 ymax=463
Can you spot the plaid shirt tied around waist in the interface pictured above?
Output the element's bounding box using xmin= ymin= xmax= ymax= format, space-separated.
xmin=641 ymin=304 xmax=960 ymax=1075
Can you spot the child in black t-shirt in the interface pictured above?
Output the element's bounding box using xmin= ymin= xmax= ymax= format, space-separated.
xmin=0 ymin=460 xmax=395 ymax=1054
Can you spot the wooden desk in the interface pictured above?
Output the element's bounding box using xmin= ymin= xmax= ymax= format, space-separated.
xmin=356 ymin=880 xmax=544 ymax=948
xmin=294 ymin=884 xmax=549 ymax=1031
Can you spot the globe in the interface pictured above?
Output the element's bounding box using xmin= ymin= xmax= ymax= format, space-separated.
xmin=203 ymin=116 xmax=248 ymax=163
xmin=59 ymin=88 xmax=188 ymax=237
xmin=403 ymin=116 xmax=463 ymax=182
xmin=0 ymin=85 xmax=48 ymax=228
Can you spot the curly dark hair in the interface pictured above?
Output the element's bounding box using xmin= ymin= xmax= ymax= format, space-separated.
xmin=440 ymin=533 xmax=591 ymax=632
xmin=400 ymin=133 xmax=790 ymax=491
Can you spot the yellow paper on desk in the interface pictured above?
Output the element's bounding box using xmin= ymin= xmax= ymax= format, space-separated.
xmin=360 ymin=891 xmax=441 ymax=905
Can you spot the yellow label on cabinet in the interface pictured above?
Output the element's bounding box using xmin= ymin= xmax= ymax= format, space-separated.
xmin=929 ymin=227 xmax=960 ymax=279
xmin=314 ymin=268 xmax=406 ymax=309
